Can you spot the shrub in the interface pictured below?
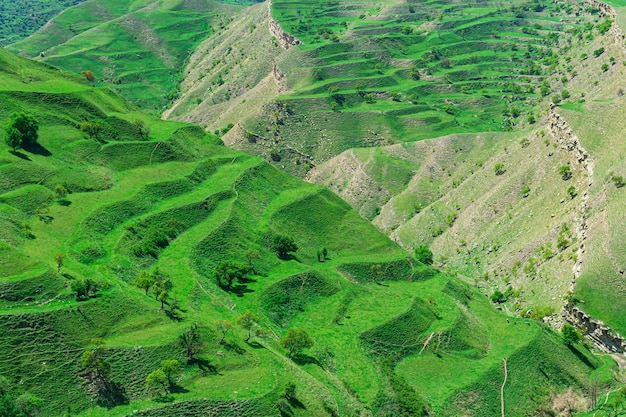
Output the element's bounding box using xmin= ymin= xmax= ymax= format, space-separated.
xmin=494 ymin=163 xmax=505 ymax=175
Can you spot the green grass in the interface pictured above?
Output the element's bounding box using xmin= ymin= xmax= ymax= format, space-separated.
xmin=0 ymin=6 xmax=620 ymax=417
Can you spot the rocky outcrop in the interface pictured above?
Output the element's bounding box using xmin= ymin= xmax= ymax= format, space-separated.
xmin=585 ymin=0 xmax=626 ymax=52
xmin=547 ymin=103 xmax=593 ymax=286
xmin=268 ymin=1 xmax=301 ymax=49
xmin=566 ymin=306 xmax=626 ymax=353
xmin=548 ymin=104 xmax=626 ymax=353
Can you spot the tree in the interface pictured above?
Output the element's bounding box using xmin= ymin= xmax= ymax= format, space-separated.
xmin=244 ymin=249 xmax=261 ymax=273
xmin=559 ymin=165 xmax=572 ymax=180
xmin=80 ymin=122 xmax=101 ymax=140
xmin=561 ymin=324 xmax=581 ymax=346
xmin=71 ymin=278 xmax=98 ymax=300
xmin=133 ymin=119 xmax=150 ymax=140
xmin=215 ymin=319 xmax=233 ymax=344
xmin=280 ymin=329 xmax=314 ymax=357
xmin=4 ymin=127 xmax=21 ymax=152
xmin=54 ymin=252 xmax=66 ymax=273
xmin=179 ymin=323 xmax=202 ymax=361
xmin=0 ymin=378 xmax=41 ymax=417
xmin=494 ymin=163 xmax=505 ymax=176
xmin=145 ymin=369 xmax=169 ymax=396
xmin=237 ymin=311 xmax=259 ymax=342
xmin=414 ymin=245 xmax=433 ymax=265
xmin=159 ymin=360 xmax=180 ymax=386
xmin=6 ymin=112 xmax=39 ymax=147
xmin=81 ymin=70 xmax=96 ymax=84
xmin=54 ymin=184 xmax=68 ymax=200
xmin=134 ymin=271 xmax=154 ymax=296
xmin=80 ymin=338 xmax=110 ymax=382
xmin=270 ymin=234 xmax=298 ymax=259
xmin=214 ymin=260 xmax=250 ymax=289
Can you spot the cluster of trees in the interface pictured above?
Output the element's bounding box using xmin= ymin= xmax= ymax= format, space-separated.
xmin=133 ymin=269 xmax=175 ymax=311
xmin=145 ymin=360 xmax=180 ymax=397
xmin=4 ymin=112 xmax=39 ymax=152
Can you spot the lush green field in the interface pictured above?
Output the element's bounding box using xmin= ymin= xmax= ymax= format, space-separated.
xmin=0 ymin=45 xmax=615 ymax=417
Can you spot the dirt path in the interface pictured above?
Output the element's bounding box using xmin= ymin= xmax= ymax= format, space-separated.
xmin=501 ymin=358 xmax=508 ymax=417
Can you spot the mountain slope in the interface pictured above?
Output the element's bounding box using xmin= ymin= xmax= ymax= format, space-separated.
xmin=0 ymin=45 xmax=613 ymax=417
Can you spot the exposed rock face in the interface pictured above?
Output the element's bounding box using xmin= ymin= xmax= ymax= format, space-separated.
xmin=268 ymin=1 xmax=301 ymax=49
xmin=566 ymin=306 xmax=626 ymax=353
xmin=547 ymin=103 xmax=593 ymax=287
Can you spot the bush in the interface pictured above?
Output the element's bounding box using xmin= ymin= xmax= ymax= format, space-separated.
xmin=414 ymin=245 xmax=433 ymax=265
xmin=494 ymin=163 xmax=505 ymax=176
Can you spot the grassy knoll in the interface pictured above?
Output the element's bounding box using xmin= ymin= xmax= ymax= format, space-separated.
xmin=0 ymin=44 xmax=612 ymax=417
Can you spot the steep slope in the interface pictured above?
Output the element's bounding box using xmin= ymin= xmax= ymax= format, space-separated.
xmin=7 ymin=0 xmax=245 ymax=111
xmin=0 ymin=46 xmax=612 ymax=417
xmin=309 ymin=1 xmax=626 ymax=350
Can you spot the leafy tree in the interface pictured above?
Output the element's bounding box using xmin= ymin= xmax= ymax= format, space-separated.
xmin=243 ymin=249 xmax=261 ymax=273
xmin=561 ymin=324 xmax=581 ymax=346
xmin=490 ymin=290 xmax=507 ymax=304
xmin=151 ymin=270 xmax=172 ymax=301
xmin=179 ymin=323 xmax=202 ymax=361
xmin=237 ymin=311 xmax=259 ymax=342
xmin=270 ymin=234 xmax=298 ymax=259
xmin=80 ymin=122 xmax=101 ymax=139
xmin=159 ymin=360 xmax=180 ymax=386
xmin=215 ymin=319 xmax=233 ymax=344
xmin=494 ymin=163 xmax=505 ymax=176
xmin=559 ymin=165 xmax=572 ymax=180
xmin=4 ymin=127 xmax=21 ymax=152
xmin=54 ymin=184 xmax=68 ymax=200
xmin=54 ymin=252 xmax=66 ymax=273
xmin=80 ymin=338 xmax=110 ymax=382
xmin=71 ymin=278 xmax=98 ymax=300
xmin=6 ymin=112 xmax=39 ymax=146
xmin=414 ymin=245 xmax=433 ymax=265
xmin=134 ymin=271 xmax=154 ymax=296
xmin=214 ymin=260 xmax=250 ymax=289
xmin=280 ymin=329 xmax=314 ymax=357
xmin=145 ymin=369 xmax=169 ymax=396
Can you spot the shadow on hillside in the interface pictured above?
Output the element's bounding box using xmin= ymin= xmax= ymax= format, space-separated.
xmin=567 ymin=344 xmax=596 ymax=369
xmin=97 ymin=380 xmax=129 ymax=409
xmin=230 ymin=284 xmax=255 ymax=297
xmin=10 ymin=150 xmax=31 ymax=161
xmin=189 ymin=357 xmax=219 ymax=376
xmin=169 ymin=383 xmax=189 ymax=394
xmin=292 ymin=354 xmax=320 ymax=367
xmin=23 ymin=142 xmax=51 ymax=156
xmin=287 ymin=396 xmax=306 ymax=410
xmin=223 ymin=341 xmax=246 ymax=355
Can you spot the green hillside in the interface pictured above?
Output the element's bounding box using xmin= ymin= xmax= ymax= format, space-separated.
xmin=0 ymin=46 xmax=614 ymax=417
xmin=6 ymin=0 xmax=258 ymax=112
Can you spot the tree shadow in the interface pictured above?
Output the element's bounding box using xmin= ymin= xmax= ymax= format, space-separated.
xmin=567 ymin=344 xmax=597 ymax=369
xmin=58 ymin=199 xmax=72 ymax=206
xmin=288 ymin=396 xmax=307 ymax=409
xmin=23 ymin=142 xmax=51 ymax=156
xmin=97 ymin=380 xmax=129 ymax=409
xmin=189 ymin=357 xmax=219 ymax=376
xmin=153 ymin=394 xmax=174 ymax=403
xmin=10 ymin=150 xmax=31 ymax=161
xmin=246 ymin=340 xmax=264 ymax=349
xmin=223 ymin=341 xmax=246 ymax=355
xmin=231 ymin=284 xmax=255 ymax=298
xmin=291 ymin=354 xmax=321 ymax=367
xmin=169 ymin=383 xmax=189 ymax=394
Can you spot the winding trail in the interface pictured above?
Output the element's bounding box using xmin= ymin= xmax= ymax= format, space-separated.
xmin=501 ymin=358 xmax=508 ymax=417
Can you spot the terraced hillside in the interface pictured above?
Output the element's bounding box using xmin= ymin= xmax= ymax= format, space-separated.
xmin=6 ymin=0 xmax=256 ymax=112
xmin=0 ymin=46 xmax=615 ymax=417
xmin=200 ymin=0 xmax=597 ymax=175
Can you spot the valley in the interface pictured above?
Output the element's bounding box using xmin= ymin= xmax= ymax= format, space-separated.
xmin=0 ymin=0 xmax=625 ymax=416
